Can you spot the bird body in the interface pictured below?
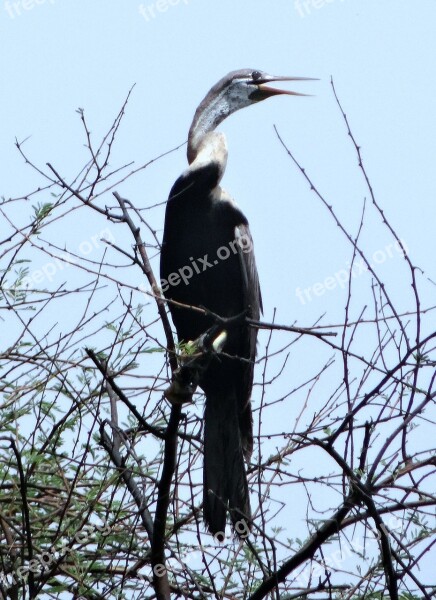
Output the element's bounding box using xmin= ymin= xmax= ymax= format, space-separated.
xmin=161 ymin=132 xmax=259 ymax=536
xmin=160 ymin=69 xmax=312 ymax=537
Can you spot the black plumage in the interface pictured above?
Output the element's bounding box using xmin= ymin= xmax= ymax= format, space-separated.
xmin=161 ymin=159 xmax=260 ymax=535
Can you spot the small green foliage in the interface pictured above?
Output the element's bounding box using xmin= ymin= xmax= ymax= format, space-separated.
xmin=31 ymin=201 xmax=54 ymax=232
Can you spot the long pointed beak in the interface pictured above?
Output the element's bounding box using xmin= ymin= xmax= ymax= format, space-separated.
xmin=254 ymin=75 xmax=318 ymax=99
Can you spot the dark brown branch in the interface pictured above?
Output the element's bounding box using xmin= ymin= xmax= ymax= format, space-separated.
xmin=85 ymin=348 xmax=165 ymax=439
xmin=151 ymin=405 xmax=183 ymax=600
xmin=1 ymin=437 xmax=36 ymax=597
xmin=247 ymin=318 xmax=337 ymax=339
xmin=100 ymin=422 xmax=154 ymax=539
xmin=112 ymin=191 xmax=177 ymax=372
xmin=110 ymin=194 xmax=181 ymax=599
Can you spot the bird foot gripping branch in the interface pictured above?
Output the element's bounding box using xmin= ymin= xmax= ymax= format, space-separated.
xmin=164 ymin=328 xmax=228 ymax=405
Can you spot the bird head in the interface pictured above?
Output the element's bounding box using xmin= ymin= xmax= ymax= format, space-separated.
xmin=188 ymin=69 xmax=316 ymax=163
xmin=218 ymin=68 xmax=315 ymax=106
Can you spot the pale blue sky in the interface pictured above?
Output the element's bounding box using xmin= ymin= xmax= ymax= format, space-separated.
xmin=1 ymin=0 xmax=435 ymax=585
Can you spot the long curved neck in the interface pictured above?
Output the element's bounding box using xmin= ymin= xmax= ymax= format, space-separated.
xmin=187 ymin=91 xmax=234 ymax=164
xmin=187 ymin=131 xmax=228 ymax=188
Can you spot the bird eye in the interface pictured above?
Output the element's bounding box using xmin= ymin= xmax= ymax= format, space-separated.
xmin=251 ymin=70 xmax=262 ymax=81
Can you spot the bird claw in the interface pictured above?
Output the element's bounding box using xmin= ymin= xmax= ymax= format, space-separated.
xmin=164 ymin=379 xmax=197 ymax=405
xmin=165 ymin=328 xmax=228 ymax=404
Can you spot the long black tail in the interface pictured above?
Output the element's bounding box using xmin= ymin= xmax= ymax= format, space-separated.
xmin=203 ymin=390 xmax=251 ymax=539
